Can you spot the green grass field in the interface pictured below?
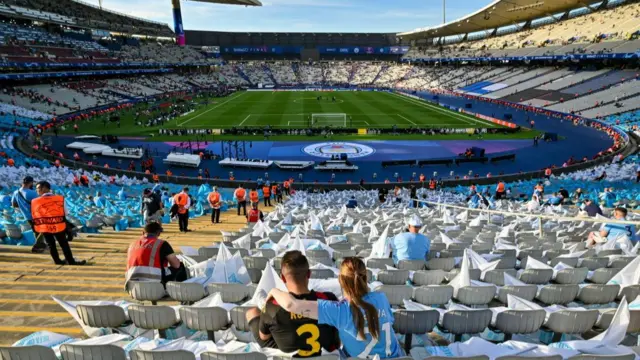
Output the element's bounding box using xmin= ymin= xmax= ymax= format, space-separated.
xmin=63 ymin=91 xmax=539 ymax=141
xmin=173 ymin=91 xmax=502 ymax=129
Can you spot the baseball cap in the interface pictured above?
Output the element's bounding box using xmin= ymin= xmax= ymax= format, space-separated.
xmin=408 ymin=215 xmax=423 ymax=227
xmin=23 ymin=176 xmax=34 ymax=184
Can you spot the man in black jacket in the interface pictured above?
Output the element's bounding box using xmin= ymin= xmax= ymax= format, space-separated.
xmin=142 ymin=188 xmax=163 ymax=224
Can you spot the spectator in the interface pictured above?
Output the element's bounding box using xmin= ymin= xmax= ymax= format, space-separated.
xmin=389 ymin=215 xmax=430 ymax=264
xmin=141 ymin=188 xmax=162 ymax=224
xmin=12 ymin=176 xmax=46 ymax=253
xmin=245 ymin=251 xmax=340 ymax=355
xmin=346 ymin=196 xmax=358 ymax=209
xmin=583 ymin=199 xmax=603 ymax=217
xmin=125 ymin=222 xmax=186 ymax=290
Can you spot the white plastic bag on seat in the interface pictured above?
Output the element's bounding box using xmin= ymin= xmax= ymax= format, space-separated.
xmin=607 ymin=256 xmax=640 ymax=289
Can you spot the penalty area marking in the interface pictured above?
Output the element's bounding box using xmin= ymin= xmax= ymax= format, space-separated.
xmin=293 ymin=98 xmax=344 ymax=104
xmin=177 ymin=91 xmax=246 ymax=127
xmin=396 ymin=114 xmax=417 ymax=125
xmin=238 ymin=115 xmax=251 ymax=126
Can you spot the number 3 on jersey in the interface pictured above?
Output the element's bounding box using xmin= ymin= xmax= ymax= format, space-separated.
xmin=296 ymin=323 xmax=321 ymax=357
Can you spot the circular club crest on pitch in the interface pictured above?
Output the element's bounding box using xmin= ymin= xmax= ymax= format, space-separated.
xmin=302 ymin=142 xmax=375 ymax=159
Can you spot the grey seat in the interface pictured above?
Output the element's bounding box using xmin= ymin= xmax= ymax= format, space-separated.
xmin=598 ymin=249 xmax=623 ymax=257
xmin=424 ymin=357 xmax=489 ymax=360
xmin=414 ymin=286 xmax=454 ymax=306
xmin=483 ymin=269 xmax=517 ymax=286
xmin=307 ymin=250 xmax=330 ymax=259
xmin=333 ymin=249 xmax=356 ymax=260
xmin=393 ymin=309 xmax=439 ymax=353
xmin=440 ymin=309 xmax=492 ymax=341
xmin=577 ymin=284 xmax=620 ymax=305
xmin=619 ymin=284 xmax=640 ymax=302
xmin=0 ymin=345 xmax=57 ymax=360
xmin=60 ymin=344 xmax=126 ymax=360
xmin=567 ymin=355 xmax=635 ymax=360
xmin=549 ymin=257 xmax=579 ymax=268
xmin=166 ymin=282 xmax=206 ymax=304
xmin=497 ymin=357 xmax=561 ymax=360
xmin=243 ymin=257 xmax=269 ymax=270
xmin=256 ymin=249 xmax=276 ymax=259
xmin=495 ymin=257 xmax=517 ymax=269
xmin=247 ymin=268 xmax=262 ymax=284
xmin=597 ymin=309 xmax=640 ymax=333
xmin=76 ymin=304 xmax=127 ymax=328
xmin=589 ymin=268 xmax=620 ymax=284
xmin=375 ymin=285 xmax=413 ymax=306
xmin=207 ymin=283 xmax=254 ymax=303
xmin=496 ymin=285 xmax=538 ymax=304
xmin=202 ymin=353 xmax=268 ymax=360
xmin=492 ymin=309 xmax=546 ymax=340
xmin=610 ymin=257 xmax=635 ymax=268
xmin=179 ymin=306 xmax=229 ymax=341
xmin=448 ymin=268 xmax=481 ymax=282
xmin=426 ymin=258 xmax=455 ymax=272
xmin=518 ymin=249 xmax=544 ymax=260
xmin=518 ymin=269 xmax=553 ymax=284
xmin=398 ymin=260 xmax=426 ymax=271
xmin=367 ymin=258 xmax=395 ymax=269
xmin=378 ymin=270 xmax=410 ymax=285
xmin=310 ymin=269 xmax=335 ymax=279
xmin=536 ymin=284 xmax=579 ymax=305
xmin=199 ymin=247 xmax=219 ymax=258
xmin=544 ymin=309 xmax=599 ymax=343
xmin=554 ymin=268 xmax=589 ymax=284
xmin=128 ymin=305 xmax=178 ymax=338
xmin=128 ymin=281 xmax=166 ymax=304
xmin=455 ymin=286 xmax=496 ymax=306
xmin=227 ymin=248 xmax=250 ymax=257
xmin=229 ymin=306 xmax=253 ymax=332
xmin=580 ymin=257 xmax=609 ymax=271
xmin=130 ymin=350 xmax=196 ymax=360
xmin=412 ymin=270 xmax=446 ymax=286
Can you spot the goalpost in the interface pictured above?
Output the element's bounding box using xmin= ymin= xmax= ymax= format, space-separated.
xmin=310 ymin=113 xmax=349 ymax=127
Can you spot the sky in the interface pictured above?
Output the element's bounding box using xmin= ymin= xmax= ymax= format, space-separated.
xmin=85 ymin=0 xmax=495 ymax=33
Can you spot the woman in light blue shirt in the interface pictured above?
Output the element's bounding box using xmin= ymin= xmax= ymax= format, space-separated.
xmin=267 ymin=257 xmax=402 ymax=359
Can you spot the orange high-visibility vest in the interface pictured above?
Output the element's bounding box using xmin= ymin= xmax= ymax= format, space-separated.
xmin=271 ymin=185 xmax=277 ymax=194
xmin=31 ymin=194 xmax=66 ymax=234
xmin=429 ymin=180 xmax=436 ymax=189
xmin=174 ymin=193 xmax=188 ymax=214
xmin=249 ymin=191 xmax=259 ymax=203
xmin=152 ymin=175 xmax=159 ymax=182
xmin=545 ymin=168 xmax=552 ymax=176
xmin=248 ymin=209 xmax=260 ymax=223
xmin=283 ymin=181 xmax=290 ymax=189
xmin=262 ymin=186 xmax=270 ymax=197
xmin=208 ymin=192 xmax=221 ymax=209
xmin=235 ymin=188 xmax=246 ymax=201
xmin=127 ymin=237 xmax=167 ymax=271
xmin=497 ymin=182 xmax=505 ymax=192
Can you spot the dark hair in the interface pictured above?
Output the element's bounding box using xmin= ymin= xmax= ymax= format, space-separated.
xmin=615 ymin=207 xmax=628 ymax=217
xmin=281 ymin=250 xmax=310 ymax=284
xmin=36 ymin=181 xmax=51 ymax=190
xmin=339 ymin=257 xmax=379 ymax=340
xmin=144 ymin=222 xmax=163 ymax=235
xmin=183 ymin=187 xmax=189 ymax=192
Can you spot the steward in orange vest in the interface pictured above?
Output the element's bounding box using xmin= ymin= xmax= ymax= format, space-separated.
xmin=234 ymin=185 xmax=247 ymax=216
xmin=496 ymin=181 xmax=506 ymax=199
xmin=31 ymin=181 xmax=85 ymax=265
xmin=428 ymin=179 xmax=436 ymax=190
xmin=173 ymin=188 xmax=191 ymax=232
xmin=249 ymin=189 xmax=259 ymax=205
xmin=125 ymin=222 xmax=184 ymax=290
xmin=544 ymin=168 xmax=552 ymax=178
xmin=208 ymin=187 xmax=221 ymax=224
xmin=262 ymin=185 xmax=271 ymax=207
xmin=247 ymin=203 xmax=263 ymax=224
xmin=152 ymin=174 xmax=160 ymax=183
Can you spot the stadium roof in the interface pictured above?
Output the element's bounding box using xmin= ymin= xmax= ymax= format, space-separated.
xmin=398 ymin=0 xmax=593 ymax=39
xmin=187 ymin=0 xmax=262 ymax=5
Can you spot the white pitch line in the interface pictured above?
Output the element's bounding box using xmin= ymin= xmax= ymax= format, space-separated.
xmin=389 ymin=92 xmax=494 ymax=127
xmin=177 ymin=92 xmax=246 ymax=127
xmin=396 ymin=114 xmax=417 ymax=125
xmin=239 ymin=114 xmax=251 ymax=126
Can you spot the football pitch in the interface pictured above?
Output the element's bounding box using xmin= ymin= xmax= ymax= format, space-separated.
xmin=174 ymin=91 xmax=501 ymax=129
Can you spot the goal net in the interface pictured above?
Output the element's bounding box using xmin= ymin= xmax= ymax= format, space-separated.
xmin=311 ymin=113 xmax=348 ymax=127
